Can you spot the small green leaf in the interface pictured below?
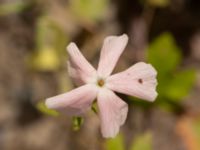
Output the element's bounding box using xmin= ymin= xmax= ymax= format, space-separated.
xmin=166 ymin=69 xmax=196 ymax=100
xmin=147 ymin=32 xmax=182 ymax=75
xmin=36 ymin=101 xmax=59 ymax=117
xmin=130 ymin=132 xmax=153 ymax=150
xmin=72 ymin=116 xmax=84 ymax=131
xmin=105 ymin=133 xmax=124 ymax=150
xmin=91 ymin=100 xmax=98 ymax=114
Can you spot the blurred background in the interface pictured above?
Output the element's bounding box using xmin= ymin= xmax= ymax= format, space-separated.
xmin=0 ymin=0 xmax=200 ymax=150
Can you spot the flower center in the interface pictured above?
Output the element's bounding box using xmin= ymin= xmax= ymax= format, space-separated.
xmin=97 ymin=78 xmax=105 ymax=87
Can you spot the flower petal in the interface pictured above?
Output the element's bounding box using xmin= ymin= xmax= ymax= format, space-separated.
xmin=45 ymin=84 xmax=98 ymax=115
xmin=97 ymin=88 xmax=128 ymax=138
xmin=97 ymin=34 xmax=128 ymax=77
xmin=67 ymin=42 xmax=97 ymax=85
xmin=107 ymin=62 xmax=158 ymax=101
xmin=67 ymin=61 xmax=84 ymax=86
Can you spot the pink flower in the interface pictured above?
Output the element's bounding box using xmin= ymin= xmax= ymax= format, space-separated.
xmin=45 ymin=34 xmax=158 ymax=138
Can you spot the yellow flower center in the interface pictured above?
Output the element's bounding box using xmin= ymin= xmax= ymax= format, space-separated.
xmin=97 ymin=78 xmax=105 ymax=87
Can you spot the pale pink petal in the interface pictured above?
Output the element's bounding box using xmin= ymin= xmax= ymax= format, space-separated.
xmin=97 ymin=34 xmax=128 ymax=77
xmin=107 ymin=62 xmax=158 ymax=101
xmin=45 ymin=84 xmax=98 ymax=115
xmin=67 ymin=43 xmax=97 ymax=85
xmin=67 ymin=61 xmax=84 ymax=86
xmin=97 ymin=88 xmax=128 ymax=138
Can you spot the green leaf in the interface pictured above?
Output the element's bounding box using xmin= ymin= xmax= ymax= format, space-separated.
xmin=36 ymin=101 xmax=59 ymax=117
xmin=165 ymin=69 xmax=196 ymax=100
xmin=147 ymin=32 xmax=182 ymax=75
xmin=72 ymin=116 xmax=84 ymax=131
xmin=105 ymin=133 xmax=124 ymax=150
xmin=147 ymin=32 xmax=196 ymax=111
xmin=130 ymin=132 xmax=153 ymax=150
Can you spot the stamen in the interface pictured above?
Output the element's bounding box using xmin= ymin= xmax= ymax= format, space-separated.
xmin=97 ymin=78 xmax=105 ymax=87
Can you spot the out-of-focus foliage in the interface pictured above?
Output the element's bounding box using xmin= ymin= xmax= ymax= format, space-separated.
xmin=148 ymin=33 xmax=181 ymax=75
xmin=29 ymin=47 xmax=60 ymax=71
xmin=35 ymin=16 xmax=67 ymax=52
xmin=166 ymin=70 xmax=195 ymax=100
xmin=72 ymin=116 xmax=84 ymax=131
xmin=130 ymin=132 xmax=152 ymax=150
xmin=69 ymin=0 xmax=109 ymax=25
xmin=146 ymin=0 xmax=170 ymax=7
xmin=58 ymin=73 xmax=73 ymax=92
xmin=28 ymin=16 xmax=67 ymax=71
xmin=147 ymin=32 xmax=196 ymax=110
xmin=0 ymin=1 xmax=28 ymax=16
xmin=129 ymin=33 xmax=196 ymax=111
xmin=105 ymin=134 xmax=124 ymax=150
xmin=105 ymin=132 xmax=152 ymax=150
xmin=91 ymin=102 xmax=98 ymax=114
xmin=36 ymin=101 xmax=59 ymax=117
